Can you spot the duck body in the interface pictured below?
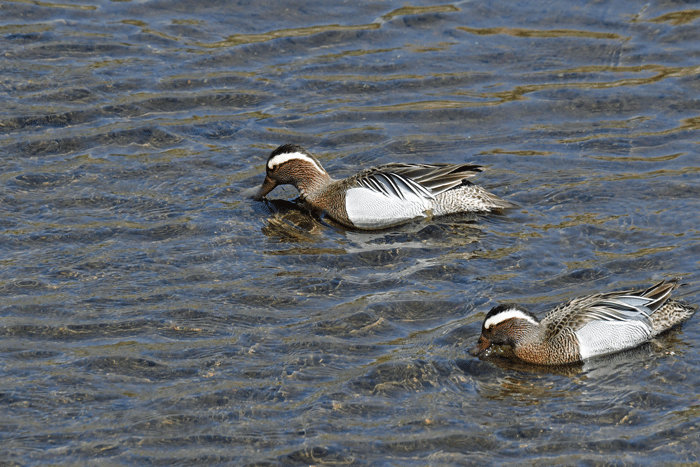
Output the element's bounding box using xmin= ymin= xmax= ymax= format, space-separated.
xmin=254 ymin=144 xmax=514 ymax=230
xmin=471 ymin=279 xmax=697 ymax=365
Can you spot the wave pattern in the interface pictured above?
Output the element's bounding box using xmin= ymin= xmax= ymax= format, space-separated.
xmin=1 ymin=0 xmax=699 ymax=465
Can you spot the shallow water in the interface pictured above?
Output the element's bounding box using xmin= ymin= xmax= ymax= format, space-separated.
xmin=1 ymin=0 xmax=700 ymax=465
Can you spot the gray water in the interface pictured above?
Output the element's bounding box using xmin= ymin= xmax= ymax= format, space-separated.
xmin=2 ymin=0 xmax=700 ymax=465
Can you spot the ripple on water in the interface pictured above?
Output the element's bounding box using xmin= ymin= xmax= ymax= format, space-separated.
xmin=1 ymin=0 xmax=700 ymax=465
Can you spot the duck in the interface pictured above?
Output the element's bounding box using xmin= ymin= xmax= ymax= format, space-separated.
xmin=253 ymin=144 xmax=515 ymax=230
xmin=471 ymin=279 xmax=697 ymax=365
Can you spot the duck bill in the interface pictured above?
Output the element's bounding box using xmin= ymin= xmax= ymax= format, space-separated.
xmin=253 ymin=175 xmax=277 ymax=201
xmin=470 ymin=336 xmax=492 ymax=357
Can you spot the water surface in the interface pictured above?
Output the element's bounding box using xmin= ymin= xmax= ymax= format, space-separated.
xmin=1 ymin=0 xmax=700 ymax=465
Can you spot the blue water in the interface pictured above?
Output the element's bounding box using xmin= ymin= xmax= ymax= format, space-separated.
xmin=1 ymin=0 xmax=699 ymax=465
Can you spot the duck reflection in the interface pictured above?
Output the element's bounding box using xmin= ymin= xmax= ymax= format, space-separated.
xmin=259 ymin=198 xmax=328 ymax=241
xmin=459 ymin=344 xmax=666 ymax=405
xmin=261 ymin=197 xmax=485 ymax=247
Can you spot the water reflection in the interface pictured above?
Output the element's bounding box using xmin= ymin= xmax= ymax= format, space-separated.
xmin=458 ymin=26 xmax=628 ymax=41
xmin=643 ymin=9 xmax=700 ymax=26
xmin=260 ymin=199 xmax=330 ymax=245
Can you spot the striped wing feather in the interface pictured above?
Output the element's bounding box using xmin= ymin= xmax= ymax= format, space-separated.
xmin=544 ymin=279 xmax=678 ymax=340
xmin=352 ymin=163 xmax=484 ymax=198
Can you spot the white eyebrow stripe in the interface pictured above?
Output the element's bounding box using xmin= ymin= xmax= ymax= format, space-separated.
xmin=268 ymin=151 xmax=324 ymax=172
xmin=484 ymin=308 xmax=538 ymax=329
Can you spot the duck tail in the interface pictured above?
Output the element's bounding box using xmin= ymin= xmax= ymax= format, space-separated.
xmin=641 ymin=278 xmax=680 ymax=313
xmin=645 ymin=278 xmax=698 ymax=336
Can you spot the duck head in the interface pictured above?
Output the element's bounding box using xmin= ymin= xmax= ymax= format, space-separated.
xmin=253 ymin=144 xmax=331 ymax=201
xmin=471 ymin=304 xmax=540 ymax=357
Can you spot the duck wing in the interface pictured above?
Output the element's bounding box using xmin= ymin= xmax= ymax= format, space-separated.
xmin=351 ymin=163 xmax=484 ymax=198
xmin=587 ymin=278 xmax=679 ymax=321
xmin=543 ymin=280 xmax=681 ymax=359
xmin=546 ymin=279 xmax=679 ymax=333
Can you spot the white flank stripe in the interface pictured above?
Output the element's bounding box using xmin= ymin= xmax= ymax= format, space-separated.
xmin=345 ymin=186 xmax=431 ymax=229
xmin=484 ymin=308 xmax=538 ymax=329
xmin=575 ymin=320 xmax=652 ymax=359
xmin=268 ymin=151 xmax=324 ymax=172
